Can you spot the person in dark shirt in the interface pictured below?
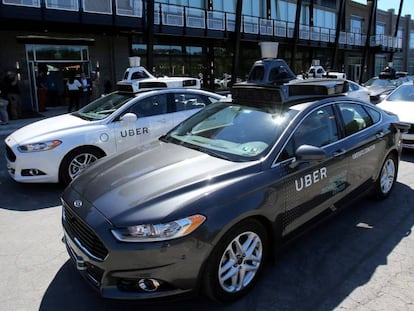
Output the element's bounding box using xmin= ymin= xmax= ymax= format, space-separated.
xmin=4 ymin=71 xmax=22 ymax=119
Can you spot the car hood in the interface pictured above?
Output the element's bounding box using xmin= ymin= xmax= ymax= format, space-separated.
xmin=7 ymin=114 xmax=91 ymax=143
xmin=69 ymin=141 xmax=258 ymax=226
xmin=377 ymin=101 xmax=414 ymax=123
xmin=367 ymin=86 xmax=393 ymax=96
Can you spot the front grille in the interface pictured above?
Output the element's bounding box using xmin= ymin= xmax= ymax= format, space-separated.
xmin=407 ymin=124 xmax=414 ymax=135
xmin=63 ymin=206 xmax=108 ymax=261
xmin=5 ymin=145 xmax=16 ymax=162
xmin=85 ymin=262 xmax=105 ymax=287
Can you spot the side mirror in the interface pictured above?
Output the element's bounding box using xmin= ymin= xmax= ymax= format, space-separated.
xmin=290 ymin=144 xmax=326 ymax=168
xmin=120 ymin=112 xmax=137 ymax=124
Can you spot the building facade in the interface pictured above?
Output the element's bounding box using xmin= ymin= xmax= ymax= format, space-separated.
xmin=0 ymin=0 xmax=411 ymax=113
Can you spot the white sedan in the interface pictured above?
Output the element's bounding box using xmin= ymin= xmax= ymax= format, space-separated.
xmin=377 ymin=82 xmax=414 ymax=149
xmin=5 ymin=84 xmax=224 ymax=184
xmin=346 ymin=80 xmax=370 ymax=102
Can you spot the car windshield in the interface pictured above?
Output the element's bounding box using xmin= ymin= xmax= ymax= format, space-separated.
xmin=365 ymin=78 xmax=402 ymax=88
xmin=387 ymin=84 xmax=414 ymax=102
xmin=163 ymin=102 xmax=298 ymax=162
xmin=72 ymin=92 xmax=135 ymax=120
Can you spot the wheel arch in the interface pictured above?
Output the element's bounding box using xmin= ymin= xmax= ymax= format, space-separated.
xmin=58 ymin=144 xmax=107 ymax=184
xmin=198 ymin=215 xmax=277 ymax=302
xmin=372 ymin=148 xmax=399 ymax=182
xmin=197 ymin=214 xmax=277 ymax=281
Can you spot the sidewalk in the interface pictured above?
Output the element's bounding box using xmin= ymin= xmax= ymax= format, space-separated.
xmin=0 ymin=106 xmax=68 ymax=136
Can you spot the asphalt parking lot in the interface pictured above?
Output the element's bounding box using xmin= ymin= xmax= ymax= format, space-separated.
xmin=1 ymin=131 xmax=414 ymax=311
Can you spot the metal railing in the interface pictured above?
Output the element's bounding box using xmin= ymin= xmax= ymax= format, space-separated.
xmin=2 ymin=0 xmax=402 ymax=49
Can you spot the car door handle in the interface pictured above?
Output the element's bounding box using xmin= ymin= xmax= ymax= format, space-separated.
xmin=333 ymin=149 xmax=346 ymax=157
xmin=376 ymin=131 xmax=384 ymax=139
xmin=157 ymin=119 xmax=167 ymax=123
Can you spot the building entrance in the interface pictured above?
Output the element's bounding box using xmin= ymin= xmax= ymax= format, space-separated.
xmin=25 ymin=44 xmax=91 ymax=112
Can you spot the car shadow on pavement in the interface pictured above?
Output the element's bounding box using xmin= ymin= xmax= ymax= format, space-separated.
xmin=39 ymin=182 xmax=414 ymax=311
xmin=0 ymin=180 xmax=64 ymax=211
xmin=401 ymin=149 xmax=414 ymax=163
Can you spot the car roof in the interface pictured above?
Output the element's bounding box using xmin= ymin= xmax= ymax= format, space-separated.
xmin=115 ymin=87 xmax=225 ymax=98
xmin=230 ymin=79 xmax=350 ymax=110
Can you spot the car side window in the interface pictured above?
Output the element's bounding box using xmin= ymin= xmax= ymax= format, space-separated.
xmin=279 ymin=106 xmax=338 ymax=161
xmin=349 ymin=82 xmax=358 ymax=91
xmin=174 ymin=93 xmax=208 ymax=111
xmin=366 ymin=106 xmax=381 ymax=123
xmin=129 ymin=94 xmax=168 ymax=117
xmin=339 ymin=103 xmax=373 ymax=136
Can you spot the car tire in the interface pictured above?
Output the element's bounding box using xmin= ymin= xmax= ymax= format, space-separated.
xmin=374 ymin=153 xmax=398 ymax=200
xmin=203 ymin=219 xmax=268 ymax=303
xmin=59 ymin=146 xmax=105 ymax=185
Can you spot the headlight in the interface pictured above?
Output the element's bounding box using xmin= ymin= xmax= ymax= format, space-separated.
xmin=111 ymin=214 xmax=206 ymax=242
xmin=18 ymin=140 xmax=62 ymax=152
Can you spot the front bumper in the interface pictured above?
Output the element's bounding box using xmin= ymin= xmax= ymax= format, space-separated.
xmin=4 ymin=135 xmax=62 ymax=183
xmin=61 ymin=204 xmax=212 ymax=300
xmin=401 ymin=132 xmax=414 ymax=149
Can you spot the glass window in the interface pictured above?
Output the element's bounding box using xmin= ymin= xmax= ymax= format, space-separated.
xmin=338 ymin=103 xmax=372 ymax=136
xmin=213 ymin=0 xmax=236 ymax=13
xmin=168 ymin=103 xmax=297 ymax=162
xmin=376 ymin=23 xmax=385 ymax=35
xmin=242 ymin=0 xmax=265 ymax=17
xmin=173 ymin=92 xmax=210 ymax=111
xmin=129 ymin=94 xmax=168 ymax=117
xmin=408 ymin=59 xmax=414 ymax=75
xmin=158 ymin=0 xmax=204 ymax=8
xmin=410 ymin=32 xmax=414 ymax=49
xmin=365 ymin=107 xmax=381 ymax=124
xmin=45 ymin=0 xmax=78 ymax=11
xmin=314 ymin=8 xmax=335 ymax=29
xmin=83 ymin=0 xmax=112 ymax=14
xmin=292 ymin=106 xmax=338 ymax=150
xmin=131 ymin=44 xmax=203 ymax=78
xmin=3 ymin=0 xmax=40 ymax=7
xmin=34 ymin=45 xmax=85 ymax=61
xmin=279 ymin=106 xmax=338 ymax=162
xmin=116 ymin=0 xmax=142 ymax=16
xmin=350 ymin=16 xmax=363 ymax=34
xmin=276 ymin=0 xmax=297 ymax=22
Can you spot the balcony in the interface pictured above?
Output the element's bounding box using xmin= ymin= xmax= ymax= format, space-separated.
xmin=370 ymin=34 xmax=402 ymax=50
xmin=1 ymin=0 xmax=400 ymax=51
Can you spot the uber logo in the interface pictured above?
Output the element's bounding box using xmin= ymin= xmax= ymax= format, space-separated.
xmin=295 ymin=167 xmax=327 ymax=192
xmin=120 ymin=128 xmax=149 ymax=137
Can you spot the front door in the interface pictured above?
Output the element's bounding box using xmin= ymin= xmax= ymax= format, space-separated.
xmin=113 ymin=93 xmax=172 ymax=152
xmin=275 ymin=105 xmax=350 ymax=235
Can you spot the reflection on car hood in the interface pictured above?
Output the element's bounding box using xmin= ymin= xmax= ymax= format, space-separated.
xmin=377 ymin=101 xmax=414 ymax=123
xmin=70 ymin=141 xmax=256 ymax=225
xmin=367 ymin=85 xmax=394 ymax=96
xmin=8 ymin=114 xmax=90 ymax=143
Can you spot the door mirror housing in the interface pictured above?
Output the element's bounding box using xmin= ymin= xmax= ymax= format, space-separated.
xmin=290 ymin=144 xmax=326 ymax=168
xmin=120 ymin=112 xmax=138 ymax=124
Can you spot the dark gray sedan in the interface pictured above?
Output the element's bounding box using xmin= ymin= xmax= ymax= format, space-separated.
xmin=61 ymin=81 xmax=406 ymax=303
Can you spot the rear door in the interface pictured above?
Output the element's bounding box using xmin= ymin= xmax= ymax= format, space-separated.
xmin=335 ymin=102 xmax=387 ymax=195
xmin=172 ymin=91 xmax=216 ymax=124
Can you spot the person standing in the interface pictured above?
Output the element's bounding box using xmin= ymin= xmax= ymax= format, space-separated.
xmin=79 ymin=73 xmax=91 ymax=107
xmin=66 ymin=74 xmax=82 ymax=112
xmin=36 ymin=70 xmax=47 ymax=112
xmin=4 ymin=71 xmax=22 ymax=119
xmin=0 ymin=80 xmax=9 ymax=125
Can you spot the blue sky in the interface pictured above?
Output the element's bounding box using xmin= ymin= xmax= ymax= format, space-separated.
xmin=353 ymin=0 xmax=413 ymax=16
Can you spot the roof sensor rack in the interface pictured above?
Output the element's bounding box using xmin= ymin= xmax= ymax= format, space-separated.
xmin=116 ymin=65 xmax=201 ymax=93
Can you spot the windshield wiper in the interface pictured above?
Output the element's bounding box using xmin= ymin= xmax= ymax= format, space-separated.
xmin=72 ymin=112 xmax=94 ymax=121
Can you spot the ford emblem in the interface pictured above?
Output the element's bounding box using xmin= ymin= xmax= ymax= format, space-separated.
xmin=73 ymin=200 xmax=83 ymax=208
